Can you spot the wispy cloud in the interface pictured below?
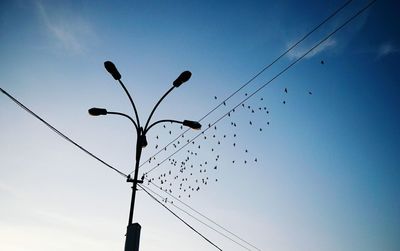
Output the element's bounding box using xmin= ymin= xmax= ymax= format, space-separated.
xmin=286 ymin=37 xmax=337 ymax=60
xmin=377 ymin=41 xmax=399 ymax=58
xmin=35 ymin=1 xmax=95 ymax=54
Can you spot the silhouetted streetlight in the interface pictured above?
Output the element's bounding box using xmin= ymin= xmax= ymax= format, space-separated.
xmin=89 ymin=61 xmax=201 ymax=251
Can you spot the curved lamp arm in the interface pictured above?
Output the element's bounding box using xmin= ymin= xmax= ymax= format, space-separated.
xmin=107 ymin=111 xmax=139 ymax=131
xmin=145 ymin=119 xmax=181 ymax=134
xmin=145 ymin=119 xmax=201 ymax=134
xmin=104 ymin=61 xmax=141 ymax=127
xmin=117 ymin=79 xmax=141 ymax=128
xmin=144 ymin=86 xmax=175 ymax=131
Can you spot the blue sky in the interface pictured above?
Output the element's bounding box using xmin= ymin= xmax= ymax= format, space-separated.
xmin=1 ymin=0 xmax=399 ymax=251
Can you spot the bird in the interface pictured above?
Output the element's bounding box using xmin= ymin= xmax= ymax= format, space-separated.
xmin=284 ymin=88 xmax=288 ymax=93
xmin=321 ymin=60 xmax=324 ymax=64
xmin=308 ymin=91 xmax=313 ymax=95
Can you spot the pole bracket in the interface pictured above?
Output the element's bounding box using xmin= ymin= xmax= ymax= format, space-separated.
xmin=127 ymin=175 xmax=143 ymax=184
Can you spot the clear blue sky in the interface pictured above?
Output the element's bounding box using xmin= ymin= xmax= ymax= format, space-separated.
xmin=1 ymin=0 xmax=399 ymax=251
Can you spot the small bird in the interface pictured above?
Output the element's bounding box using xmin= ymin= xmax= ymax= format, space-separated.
xmin=321 ymin=60 xmax=324 ymax=64
xmin=284 ymin=88 xmax=288 ymax=93
xmin=308 ymin=91 xmax=313 ymax=95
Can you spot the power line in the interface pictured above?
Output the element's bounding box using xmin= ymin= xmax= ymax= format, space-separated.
xmin=145 ymin=179 xmax=262 ymax=251
xmin=143 ymin=0 xmax=378 ymax=176
xmin=134 ymin=0 xmax=355 ymax=174
xmin=0 ymin=87 xmax=128 ymax=178
xmin=138 ymin=183 xmax=223 ymax=251
xmin=141 ymin=183 xmax=255 ymax=250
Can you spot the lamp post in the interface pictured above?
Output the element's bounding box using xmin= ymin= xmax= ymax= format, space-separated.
xmin=89 ymin=61 xmax=201 ymax=251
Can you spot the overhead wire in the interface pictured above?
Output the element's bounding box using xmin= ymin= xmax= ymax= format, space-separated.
xmin=145 ymin=179 xmax=262 ymax=251
xmin=143 ymin=0 xmax=378 ymax=176
xmin=138 ymin=183 xmax=223 ymax=251
xmin=141 ymin=183 xmax=255 ymax=250
xmin=0 ymin=87 xmax=129 ymax=178
xmin=134 ymin=0 xmax=355 ymax=174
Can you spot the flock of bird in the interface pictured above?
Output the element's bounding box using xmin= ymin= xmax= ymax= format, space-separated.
xmin=139 ymin=82 xmax=314 ymax=202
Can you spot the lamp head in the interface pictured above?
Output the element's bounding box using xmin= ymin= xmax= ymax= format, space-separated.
xmin=88 ymin=108 xmax=108 ymax=116
xmin=183 ymin=120 xmax=201 ymax=130
xmin=173 ymin=71 xmax=192 ymax=87
xmin=104 ymin=61 xmax=121 ymax=80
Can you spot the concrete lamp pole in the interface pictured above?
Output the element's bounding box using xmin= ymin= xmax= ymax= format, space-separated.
xmin=88 ymin=61 xmax=201 ymax=251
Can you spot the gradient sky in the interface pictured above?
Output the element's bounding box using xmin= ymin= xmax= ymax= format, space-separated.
xmin=1 ymin=1 xmax=399 ymax=251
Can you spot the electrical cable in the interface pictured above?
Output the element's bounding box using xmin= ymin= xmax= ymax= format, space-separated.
xmin=142 ymin=184 xmax=253 ymax=250
xmin=144 ymin=179 xmax=262 ymax=251
xmin=138 ymin=183 xmax=223 ymax=251
xmin=134 ymin=0 xmax=355 ymax=174
xmin=143 ymin=0 xmax=378 ymax=176
xmin=0 ymin=87 xmax=128 ymax=178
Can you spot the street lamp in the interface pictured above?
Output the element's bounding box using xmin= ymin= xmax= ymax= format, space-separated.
xmin=89 ymin=61 xmax=201 ymax=251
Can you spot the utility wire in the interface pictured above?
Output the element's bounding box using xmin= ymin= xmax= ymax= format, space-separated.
xmin=145 ymin=179 xmax=261 ymax=251
xmin=141 ymin=183 xmax=254 ymax=250
xmin=138 ymin=183 xmax=223 ymax=251
xmin=134 ymin=0 xmax=354 ymax=174
xmin=143 ymin=0 xmax=377 ymax=176
xmin=0 ymin=87 xmax=128 ymax=178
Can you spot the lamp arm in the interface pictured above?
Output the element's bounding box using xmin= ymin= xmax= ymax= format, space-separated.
xmin=117 ymin=79 xmax=141 ymax=127
xmin=144 ymin=119 xmax=183 ymax=134
xmin=107 ymin=111 xmax=139 ymax=131
xmin=144 ymin=86 xmax=175 ymax=131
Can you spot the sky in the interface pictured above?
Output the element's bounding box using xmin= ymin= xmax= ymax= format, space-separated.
xmin=0 ymin=0 xmax=399 ymax=251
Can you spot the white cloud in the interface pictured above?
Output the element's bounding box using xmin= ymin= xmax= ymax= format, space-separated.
xmin=286 ymin=37 xmax=337 ymax=60
xmin=377 ymin=42 xmax=399 ymax=58
xmin=35 ymin=1 xmax=95 ymax=54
